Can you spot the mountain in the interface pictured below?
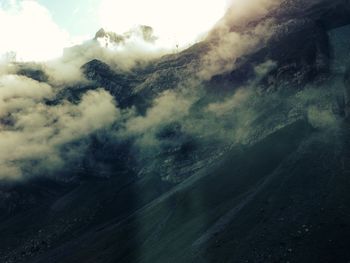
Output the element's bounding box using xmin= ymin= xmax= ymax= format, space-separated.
xmin=94 ymin=26 xmax=157 ymax=48
xmin=1 ymin=0 xmax=350 ymax=262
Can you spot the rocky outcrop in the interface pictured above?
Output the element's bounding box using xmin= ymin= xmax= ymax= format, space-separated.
xmin=81 ymin=59 xmax=141 ymax=107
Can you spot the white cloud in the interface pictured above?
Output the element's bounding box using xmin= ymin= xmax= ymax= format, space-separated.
xmin=197 ymin=0 xmax=280 ymax=80
xmin=223 ymin=0 xmax=279 ymax=27
xmin=0 ymin=73 xmax=120 ymax=179
xmin=98 ymin=0 xmax=228 ymax=49
xmin=0 ymin=0 xmax=75 ymax=61
xmin=125 ymin=90 xmax=192 ymax=135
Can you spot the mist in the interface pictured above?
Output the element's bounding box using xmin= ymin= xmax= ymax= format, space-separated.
xmin=0 ymin=0 xmax=345 ymax=183
xmin=0 ymin=72 xmax=119 ymax=179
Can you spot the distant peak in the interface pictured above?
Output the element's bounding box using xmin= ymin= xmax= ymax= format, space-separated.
xmin=94 ymin=28 xmax=107 ymax=39
xmin=93 ymin=25 xmax=157 ymax=47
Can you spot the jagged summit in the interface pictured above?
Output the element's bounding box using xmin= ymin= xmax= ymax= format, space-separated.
xmin=94 ymin=28 xmax=125 ymax=45
xmin=94 ymin=25 xmax=157 ymax=47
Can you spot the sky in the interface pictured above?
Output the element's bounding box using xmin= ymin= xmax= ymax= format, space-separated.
xmin=37 ymin=0 xmax=100 ymax=37
xmin=0 ymin=0 xmax=229 ymax=61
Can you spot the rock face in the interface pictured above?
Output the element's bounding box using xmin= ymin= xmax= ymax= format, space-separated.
xmin=81 ymin=59 xmax=140 ymax=107
xmin=94 ymin=25 xmax=157 ymax=48
xmin=1 ymin=1 xmax=350 ymax=263
xmin=94 ymin=28 xmax=126 ymax=47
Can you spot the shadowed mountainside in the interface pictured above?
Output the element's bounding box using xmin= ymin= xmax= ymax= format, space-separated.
xmin=1 ymin=1 xmax=350 ymax=262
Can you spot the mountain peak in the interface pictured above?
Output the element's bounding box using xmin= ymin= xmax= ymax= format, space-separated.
xmin=94 ymin=25 xmax=157 ymax=47
xmin=94 ymin=28 xmax=106 ymax=39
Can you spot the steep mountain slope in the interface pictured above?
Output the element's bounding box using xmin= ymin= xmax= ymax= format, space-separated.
xmin=1 ymin=1 xmax=350 ymax=262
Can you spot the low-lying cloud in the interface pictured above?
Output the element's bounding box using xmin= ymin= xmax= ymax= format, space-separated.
xmin=197 ymin=0 xmax=280 ymax=80
xmin=0 ymin=0 xmax=345 ymax=182
xmin=0 ymin=74 xmax=119 ymax=179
